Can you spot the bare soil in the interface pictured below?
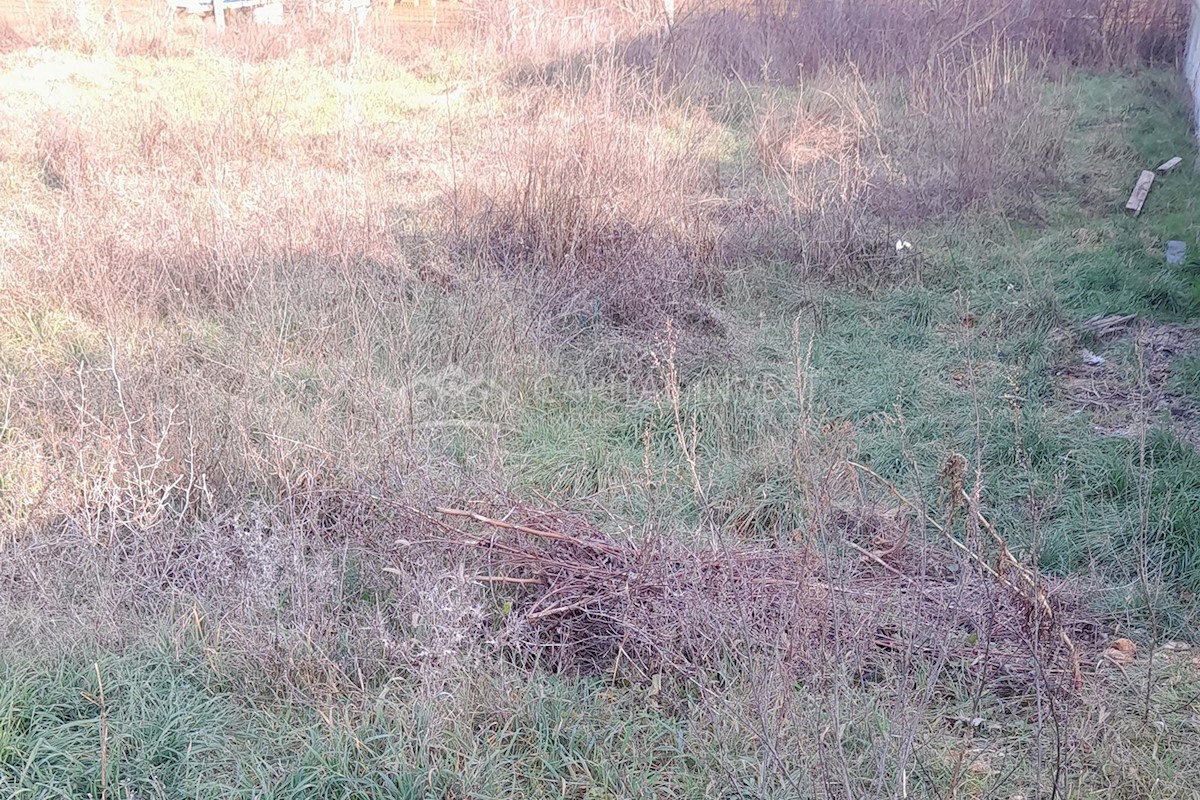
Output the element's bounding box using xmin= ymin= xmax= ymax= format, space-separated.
xmin=1065 ymin=314 xmax=1200 ymax=449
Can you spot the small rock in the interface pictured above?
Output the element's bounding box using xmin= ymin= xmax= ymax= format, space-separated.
xmin=1082 ymin=348 xmax=1106 ymax=366
xmin=1166 ymin=240 xmax=1187 ymax=265
xmin=1161 ymin=640 xmax=1191 ymax=652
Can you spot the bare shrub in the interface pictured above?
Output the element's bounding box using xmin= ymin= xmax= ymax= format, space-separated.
xmin=0 ymin=483 xmax=439 ymax=691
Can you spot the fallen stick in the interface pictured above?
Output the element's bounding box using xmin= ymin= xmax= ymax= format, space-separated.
xmin=436 ymin=506 xmax=621 ymax=554
xmin=475 ymin=575 xmax=544 ymax=585
xmin=845 ymin=540 xmax=911 ymax=581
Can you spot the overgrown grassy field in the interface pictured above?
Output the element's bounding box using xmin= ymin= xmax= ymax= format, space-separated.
xmin=2 ymin=1 xmax=1200 ymax=796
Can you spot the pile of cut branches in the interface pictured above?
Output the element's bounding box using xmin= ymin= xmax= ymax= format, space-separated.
xmin=436 ymin=506 xmax=825 ymax=676
xmin=425 ymin=489 xmax=1093 ymax=695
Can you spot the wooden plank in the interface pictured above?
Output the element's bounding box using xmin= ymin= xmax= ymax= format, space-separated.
xmin=213 ymin=0 xmax=225 ymax=30
xmin=1125 ymin=170 xmax=1155 ymax=216
xmin=1157 ymin=156 xmax=1183 ymax=173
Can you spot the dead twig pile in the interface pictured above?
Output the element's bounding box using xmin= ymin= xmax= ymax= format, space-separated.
xmin=426 ymin=491 xmax=1094 ymax=696
xmin=437 ymin=506 xmax=824 ymax=676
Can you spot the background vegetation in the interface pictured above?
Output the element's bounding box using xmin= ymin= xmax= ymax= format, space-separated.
xmin=1 ymin=0 xmax=1199 ymax=796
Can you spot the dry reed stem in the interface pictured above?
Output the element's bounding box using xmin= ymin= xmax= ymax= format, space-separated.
xmin=848 ymin=454 xmax=1083 ymax=690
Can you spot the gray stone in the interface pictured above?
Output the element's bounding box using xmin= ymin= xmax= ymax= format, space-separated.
xmin=1166 ymin=240 xmax=1187 ymax=265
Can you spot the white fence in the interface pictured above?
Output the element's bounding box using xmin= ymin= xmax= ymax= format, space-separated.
xmin=1189 ymin=0 xmax=1200 ymax=131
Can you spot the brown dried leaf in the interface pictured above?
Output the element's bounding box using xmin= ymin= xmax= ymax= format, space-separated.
xmin=1101 ymin=637 xmax=1137 ymax=667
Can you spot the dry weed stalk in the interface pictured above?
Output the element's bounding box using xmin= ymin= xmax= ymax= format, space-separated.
xmin=849 ymin=454 xmax=1084 ymax=690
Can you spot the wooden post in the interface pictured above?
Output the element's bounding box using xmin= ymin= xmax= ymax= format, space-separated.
xmin=1188 ymin=0 xmax=1200 ymax=132
xmin=213 ymin=0 xmax=226 ymax=31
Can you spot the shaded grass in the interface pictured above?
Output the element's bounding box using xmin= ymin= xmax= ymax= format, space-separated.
xmin=0 ymin=641 xmax=764 ymax=798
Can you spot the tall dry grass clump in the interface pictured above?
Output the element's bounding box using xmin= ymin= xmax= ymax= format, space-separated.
xmin=453 ymin=63 xmax=729 ymax=376
xmin=689 ymin=45 xmax=1067 ymax=282
xmin=470 ymin=0 xmax=667 ymax=62
xmin=884 ymin=42 xmax=1069 ymax=218
xmin=739 ymin=68 xmax=893 ymax=281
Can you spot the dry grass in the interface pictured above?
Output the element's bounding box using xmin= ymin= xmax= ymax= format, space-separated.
xmin=433 ymin=501 xmax=1092 ymax=697
xmin=0 ymin=1 xmax=1196 ymax=795
xmin=0 ymin=0 xmax=1157 ymax=637
xmin=451 ymin=62 xmax=730 ymax=378
xmin=490 ymin=0 xmax=1189 ymax=75
xmin=0 ymin=0 xmax=1171 ymax=624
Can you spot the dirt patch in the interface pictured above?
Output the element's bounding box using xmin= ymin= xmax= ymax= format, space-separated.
xmin=1064 ymin=315 xmax=1200 ymax=449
